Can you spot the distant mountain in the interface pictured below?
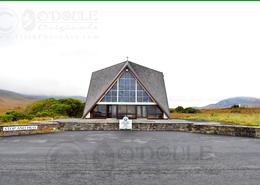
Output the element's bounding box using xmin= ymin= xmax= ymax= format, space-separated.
xmin=0 ymin=89 xmax=85 ymax=112
xmin=202 ymin=97 xmax=260 ymax=109
xmin=0 ymin=89 xmax=33 ymax=101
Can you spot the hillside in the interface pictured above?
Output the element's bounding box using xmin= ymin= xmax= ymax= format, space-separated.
xmin=0 ymin=89 xmax=85 ymax=113
xmin=0 ymin=89 xmax=34 ymax=113
xmin=0 ymin=89 xmax=34 ymax=100
xmin=202 ymin=97 xmax=260 ymax=109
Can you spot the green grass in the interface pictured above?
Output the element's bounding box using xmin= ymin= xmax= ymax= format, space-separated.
xmin=172 ymin=112 xmax=260 ymax=126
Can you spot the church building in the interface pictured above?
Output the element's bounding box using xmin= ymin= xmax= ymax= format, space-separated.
xmin=83 ymin=60 xmax=170 ymax=119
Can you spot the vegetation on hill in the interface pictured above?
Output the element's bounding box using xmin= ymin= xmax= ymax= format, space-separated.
xmin=25 ymin=98 xmax=84 ymax=117
xmin=171 ymin=107 xmax=260 ymax=126
xmin=0 ymin=98 xmax=84 ymax=124
xmin=170 ymin=106 xmax=200 ymax=114
xmin=0 ymin=89 xmax=85 ymax=114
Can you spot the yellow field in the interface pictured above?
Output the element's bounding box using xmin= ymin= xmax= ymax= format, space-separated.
xmin=0 ymin=116 xmax=68 ymax=126
xmin=171 ymin=108 xmax=260 ymax=126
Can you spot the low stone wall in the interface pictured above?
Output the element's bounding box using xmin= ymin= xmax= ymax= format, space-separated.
xmin=0 ymin=122 xmax=60 ymax=137
xmin=132 ymin=123 xmax=192 ymax=131
xmin=59 ymin=122 xmax=192 ymax=132
xmin=192 ymin=124 xmax=260 ymax=138
xmin=1 ymin=119 xmax=260 ymax=138
xmin=57 ymin=119 xmax=260 ymax=138
xmin=57 ymin=119 xmax=193 ymax=132
xmin=59 ymin=122 xmax=118 ymax=131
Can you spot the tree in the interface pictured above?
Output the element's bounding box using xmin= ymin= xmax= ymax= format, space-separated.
xmin=175 ymin=106 xmax=184 ymax=113
xmin=231 ymin=104 xmax=240 ymax=108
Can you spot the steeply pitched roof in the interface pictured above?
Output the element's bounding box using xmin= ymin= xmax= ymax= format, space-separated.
xmin=83 ymin=61 xmax=170 ymax=118
xmin=128 ymin=62 xmax=170 ymax=117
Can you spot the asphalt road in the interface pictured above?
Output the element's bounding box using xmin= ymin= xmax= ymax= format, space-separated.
xmin=0 ymin=131 xmax=260 ymax=185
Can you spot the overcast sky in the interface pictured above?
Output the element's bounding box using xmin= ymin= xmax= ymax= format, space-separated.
xmin=0 ymin=2 xmax=260 ymax=107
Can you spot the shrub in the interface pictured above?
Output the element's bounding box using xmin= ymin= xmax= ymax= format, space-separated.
xmin=175 ymin=106 xmax=184 ymax=113
xmin=169 ymin=108 xmax=175 ymax=113
xmin=35 ymin=111 xmax=56 ymax=117
xmin=230 ymin=104 xmax=241 ymax=113
xmin=0 ymin=114 xmax=13 ymax=122
xmin=0 ymin=111 xmax=32 ymax=122
xmin=231 ymin=104 xmax=240 ymax=108
xmin=25 ymin=98 xmax=84 ymax=118
xmin=25 ymin=98 xmax=57 ymax=115
xmin=57 ymin=98 xmax=84 ymax=117
xmin=183 ymin=107 xmax=200 ymax=114
xmin=0 ymin=98 xmax=84 ymax=123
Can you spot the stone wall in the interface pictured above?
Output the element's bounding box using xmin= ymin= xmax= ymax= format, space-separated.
xmin=59 ymin=122 xmax=192 ymax=132
xmin=192 ymin=124 xmax=260 ymax=138
xmin=57 ymin=119 xmax=260 ymax=138
xmin=0 ymin=122 xmax=59 ymax=137
xmin=132 ymin=123 xmax=192 ymax=131
xmin=1 ymin=119 xmax=260 ymax=138
xmin=57 ymin=119 xmax=192 ymax=132
xmin=59 ymin=122 xmax=119 ymax=131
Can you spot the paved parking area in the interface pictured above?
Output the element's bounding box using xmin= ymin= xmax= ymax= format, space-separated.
xmin=0 ymin=131 xmax=260 ymax=185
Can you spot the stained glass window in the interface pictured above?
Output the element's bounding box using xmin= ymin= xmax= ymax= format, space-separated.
xmin=101 ymin=70 xmax=153 ymax=103
xmin=137 ymin=83 xmax=152 ymax=102
xmin=118 ymin=71 xmax=136 ymax=102
xmin=101 ymin=83 xmax=117 ymax=102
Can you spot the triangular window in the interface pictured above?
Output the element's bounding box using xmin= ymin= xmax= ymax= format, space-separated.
xmin=100 ymin=69 xmax=153 ymax=103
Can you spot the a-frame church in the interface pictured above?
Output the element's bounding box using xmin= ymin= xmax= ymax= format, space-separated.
xmin=83 ymin=60 xmax=170 ymax=119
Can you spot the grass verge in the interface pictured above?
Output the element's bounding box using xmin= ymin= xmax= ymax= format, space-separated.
xmin=0 ymin=116 xmax=66 ymax=126
xmin=172 ymin=112 xmax=260 ymax=126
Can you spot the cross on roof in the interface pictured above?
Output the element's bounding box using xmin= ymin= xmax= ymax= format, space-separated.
xmin=126 ymin=56 xmax=129 ymax=61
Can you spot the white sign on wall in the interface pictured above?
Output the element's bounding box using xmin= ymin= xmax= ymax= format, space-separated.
xmin=3 ymin=125 xmax=38 ymax=132
xmin=119 ymin=116 xmax=132 ymax=130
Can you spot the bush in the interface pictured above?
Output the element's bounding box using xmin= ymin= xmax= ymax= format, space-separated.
xmin=0 ymin=98 xmax=84 ymax=123
xmin=57 ymin=98 xmax=84 ymax=117
xmin=175 ymin=106 xmax=184 ymax=113
xmin=230 ymin=104 xmax=241 ymax=113
xmin=0 ymin=111 xmax=32 ymax=122
xmin=231 ymin=104 xmax=240 ymax=108
xmin=0 ymin=114 xmax=13 ymax=122
xmin=25 ymin=98 xmax=84 ymax=118
xmin=35 ymin=111 xmax=56 ymax=117
xmin=183 ymin=107 xmax=200 ymax=114
xmin=25 ymin=98 xmax=57 ymax=115
xmin=169 ymin=108 xmax=175 ymax=113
